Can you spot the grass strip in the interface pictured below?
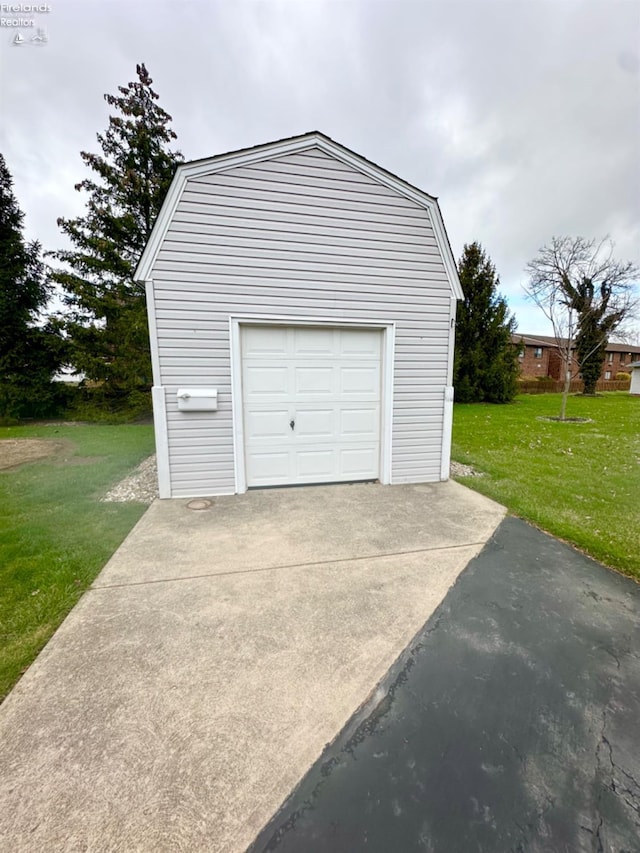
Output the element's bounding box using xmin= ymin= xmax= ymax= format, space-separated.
xmin=0 ymin=424 xmax=155 ymax=700
xmin=452 ymin=393 xmax=640 ymax=579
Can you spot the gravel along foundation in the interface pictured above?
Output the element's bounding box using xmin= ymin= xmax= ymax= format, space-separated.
xmin=102 ymin=457 xmax=475 ymax=504
xmin=101 ymin=455 xmax=159 ymax=503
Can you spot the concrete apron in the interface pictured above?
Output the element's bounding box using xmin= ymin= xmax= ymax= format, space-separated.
xmin=0 ymin=480 xmax=505 ymax=853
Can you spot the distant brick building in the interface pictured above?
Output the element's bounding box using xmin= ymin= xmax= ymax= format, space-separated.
xmin=513 ymin=334 xmax=640 ymax=381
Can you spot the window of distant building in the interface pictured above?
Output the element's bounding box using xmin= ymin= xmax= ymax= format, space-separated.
xmin=605 ymin=370 xmax=611 ymax=380
xmin=608 ymin=352 xmax=613 ymax=362
xmin=534 ymin=347 xmax=543 ymax=359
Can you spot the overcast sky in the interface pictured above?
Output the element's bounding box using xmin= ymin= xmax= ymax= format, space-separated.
xmin=1 ymin=0 xmax=639 ymax=335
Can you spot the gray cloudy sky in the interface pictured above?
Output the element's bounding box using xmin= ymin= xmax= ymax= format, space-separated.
xmin=1 ymin=0 xmax=639 ymax=334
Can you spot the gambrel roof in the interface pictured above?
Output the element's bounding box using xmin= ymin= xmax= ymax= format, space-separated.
xmin=134 ymin=131 xmax=463 ymax=299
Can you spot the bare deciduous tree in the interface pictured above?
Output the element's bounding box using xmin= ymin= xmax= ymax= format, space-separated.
xmin=526 ymin=236 xmax=639 ymax=419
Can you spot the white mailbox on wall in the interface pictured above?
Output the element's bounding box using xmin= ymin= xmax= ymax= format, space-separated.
xmin=177 ymin=388 xmax=218 ymax=411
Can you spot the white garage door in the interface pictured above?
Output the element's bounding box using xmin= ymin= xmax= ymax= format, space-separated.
xmin=242 ymin=326 xmax=382 ymax=487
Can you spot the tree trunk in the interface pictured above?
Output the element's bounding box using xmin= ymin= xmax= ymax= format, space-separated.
xmin=559 ymin=369 xmax=571 ymax=420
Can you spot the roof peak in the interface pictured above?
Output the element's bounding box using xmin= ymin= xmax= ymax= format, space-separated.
xmin=135 ymin=132 xmax=458 ymax=295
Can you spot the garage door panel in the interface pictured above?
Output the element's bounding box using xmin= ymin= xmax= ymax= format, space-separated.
xmin=340 ymin=446 xmax=379 ymax=475
xmin=294 ymin=366 xmax=334 ymax=395
xmin=340 ymin=407 xmax=379 ymax=438
xmin=295 ymin=409 xmax=335 ymax=437
xmin=296 ymin=448 xmax=336 ymax=478
xmin=245 ymin=409 xmax=291 ymax=439
xmin=293 ymin=327 xmax=336 ymax=356
xmin=242 ymin=326 xmax=381 ymax=486
xmin=340 ymin=366 xmax=380 ymax=395
xmin=340 ymin=329 xmax=381 ymax=357
xmin=247 ymin=450 xmax=291 ymax=483
xmin=244 ymin=365 xmax=289 ymax=396
xmin=242 ymin=326 xmax=288 ymax=356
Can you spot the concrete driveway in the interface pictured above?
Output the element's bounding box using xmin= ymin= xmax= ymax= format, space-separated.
xmin=0 ymin=480 xmax=505 ymax=853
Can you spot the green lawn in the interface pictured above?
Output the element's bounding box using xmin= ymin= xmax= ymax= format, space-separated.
xmin=0 ymin=424 xmax=155 ymax=701
xmin=452 ymin=392 xmax=640 ymax=579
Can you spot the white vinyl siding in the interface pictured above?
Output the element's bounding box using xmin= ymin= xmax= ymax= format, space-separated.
xmin=150 ymin=147 xmax=452 ymax=497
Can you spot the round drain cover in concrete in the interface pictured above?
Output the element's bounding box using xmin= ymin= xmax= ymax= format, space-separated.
xmin=186 ymin=499 xmax=213 ymax=511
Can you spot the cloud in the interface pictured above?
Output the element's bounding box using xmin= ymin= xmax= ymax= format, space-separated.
xmin=1 ymin=0 xmax=638 ymax=334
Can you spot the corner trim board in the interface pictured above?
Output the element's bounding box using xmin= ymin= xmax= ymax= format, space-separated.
xmin=229 ymin=317 xmax=246 ymax=495
xmin=152 ymin=386 xmax=171 ymax=498
xmin=145 ymin=281 xmax=162 ymax=388
xmin=440 ymin=386 xmax=454 ymax=481
xmin=446 ymin=295 xmax=457 ymax=386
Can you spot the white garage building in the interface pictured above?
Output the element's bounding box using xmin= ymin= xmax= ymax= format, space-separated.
xmin=135 ymin=132 xmax=462 ymax=499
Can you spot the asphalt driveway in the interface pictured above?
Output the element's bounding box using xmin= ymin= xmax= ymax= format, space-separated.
xmin=0 ymin=480 xmax=504 ymax=853
xmin=248 ymin=517 xmax=640 ymax=853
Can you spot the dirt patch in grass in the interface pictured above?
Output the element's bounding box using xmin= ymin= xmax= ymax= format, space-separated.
xmin=0 ymin=439 xmax=71 ymax=470
xmin=537 ymin=416 xmax=593 ymax=424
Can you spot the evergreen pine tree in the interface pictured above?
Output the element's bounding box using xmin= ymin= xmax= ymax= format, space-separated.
xmin=49 ymin=63 xmax=183 ymax=410
xmin=454 ymin=242 xmax=519 ymax=403
xmin=0 ymin=153 xmax=64 ymax=420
